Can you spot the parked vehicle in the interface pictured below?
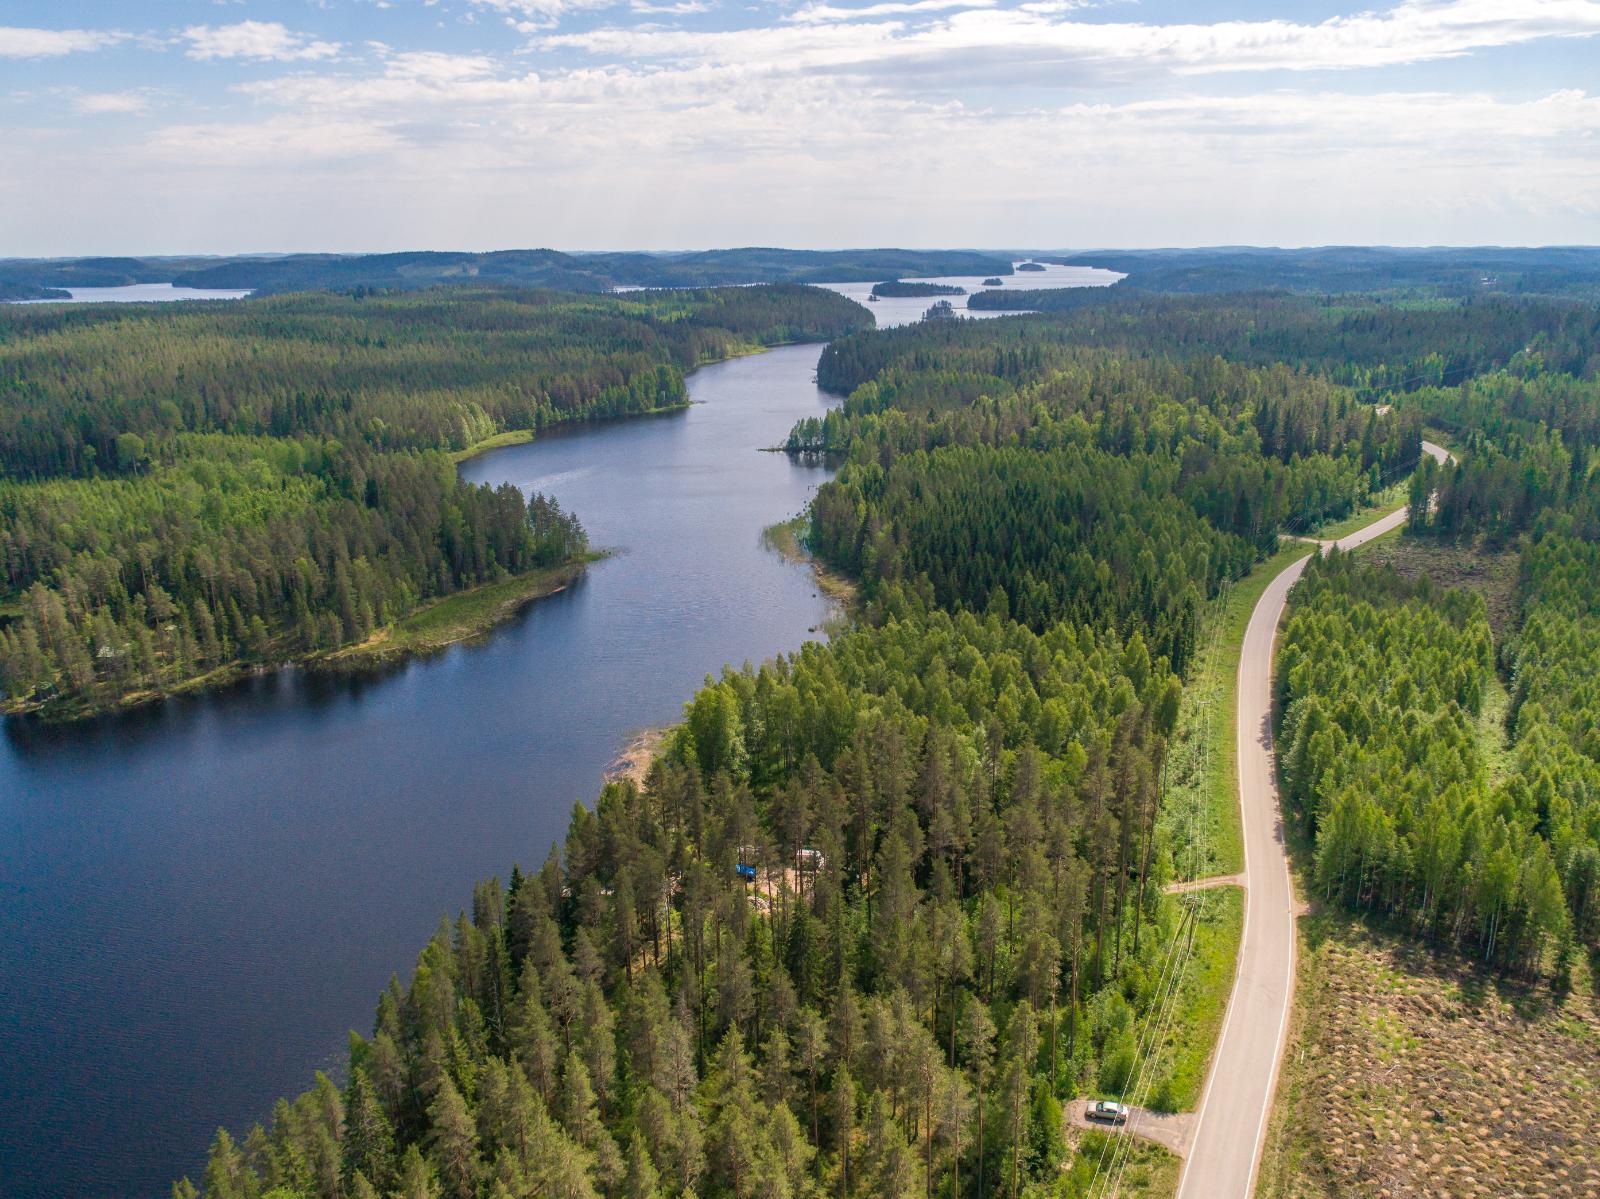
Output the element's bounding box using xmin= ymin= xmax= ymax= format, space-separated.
xmin=1088 ymin=1100 xmax=1129 ymax=1126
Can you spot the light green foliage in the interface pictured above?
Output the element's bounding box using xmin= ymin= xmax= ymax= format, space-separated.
xmin=1279 ymin=548 xmax=1580 ymax=974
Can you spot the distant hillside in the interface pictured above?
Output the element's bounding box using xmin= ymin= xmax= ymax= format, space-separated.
xmin=2 ymin=247 xmax=1016 ymax=298
xmin=1036 ymin=245 xmax=1600 ymax=297
xmin=0 ymin=256 xmax=219 ymax=292
xmin=584 ymin=247 xmax=1010 ymax=287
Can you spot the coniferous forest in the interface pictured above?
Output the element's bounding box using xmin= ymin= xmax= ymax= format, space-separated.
xmin=7 ymin=281 xmax=1592 ymax=1199
xmin=0 ymin=286 xmax=867 ymax=715
xmin=1278 ymin=342 xmax=1600 ymax=977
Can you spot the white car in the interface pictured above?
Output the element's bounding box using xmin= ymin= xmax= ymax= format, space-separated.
xmin=1088 ymin=1100 xmax=1129 ymax=1126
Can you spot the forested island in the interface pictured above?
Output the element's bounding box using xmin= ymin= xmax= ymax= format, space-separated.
xmin=1014 ymin=262 xmax=1046 ymax=272
xmin=0 ymin=285 xmax=868 ymax=718
xmin=869 ymin=282 xmax=967 ymax=299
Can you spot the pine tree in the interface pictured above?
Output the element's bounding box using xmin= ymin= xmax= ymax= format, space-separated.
xmin=426 ymin=1074 xmax=478 ymax=1199
xmin=343 ymin=1067 xmax=396 ymax=1192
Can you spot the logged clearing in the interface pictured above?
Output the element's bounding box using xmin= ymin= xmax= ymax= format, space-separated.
xmin=1258 ymin=916 xmax=1600 ymax=1199
xmin=1355 ymin=534 xmax=1521 ymax=639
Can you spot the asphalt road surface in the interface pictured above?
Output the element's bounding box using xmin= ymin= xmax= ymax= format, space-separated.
xmin=1175 ymin=441 xmax=1451 ymax=1199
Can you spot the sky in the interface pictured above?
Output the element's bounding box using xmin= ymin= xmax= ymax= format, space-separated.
xmin=2 ymin=0 xmax=1599 ymax=254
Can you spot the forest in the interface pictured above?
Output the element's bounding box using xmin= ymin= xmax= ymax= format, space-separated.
xmin=1035 ymin=246 xmax=1600 ymax=297
xmin=796 ymin=317 xmax=1420 ymax=671
xmin=0 ymin=249 xmax=1015 ymax=298
xmin=175 ymin=280 xmax=1600 ymax=1199
xmin=959 ymin=290 xmax=1600 ymax=390
xmin=0 ymin=285 xmax=868 ymax=715
xmin=1276 ymin=323 xmax=1600 ymax=978
xmin=183 ymin=588 xmax=1188 ymax=1199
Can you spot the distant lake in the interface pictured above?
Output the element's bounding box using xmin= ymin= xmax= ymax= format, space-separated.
xmin=818 ymin=261 xmax=1123 ymax=327
xmin=9 ymin=284 xmax=252 ymax=304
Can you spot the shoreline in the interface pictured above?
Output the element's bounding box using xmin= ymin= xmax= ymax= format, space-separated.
xmin=604 ymin=726 xmax=671 ymax=787
xmin=449 ymin=404 xmax=695 ymax=465
xmin=761 ymin=513 xmax=860 ymax=617
xmin=2 ymin=335 xmax=836 ymax=726
xmin=2 ymin=553 xmax=605 ymax=724
xmin=448 ymin=336 xmax=801 ymax=465
xmin=318 ymin=553 xmax=606 ymax=668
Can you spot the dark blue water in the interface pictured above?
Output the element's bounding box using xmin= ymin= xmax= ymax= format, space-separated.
xmin=0 ymin=344 xmax=839 ymax=1199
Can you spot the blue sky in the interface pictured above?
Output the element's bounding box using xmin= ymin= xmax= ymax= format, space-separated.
xmin=3 ymin=0 xmax=1599 ymax=253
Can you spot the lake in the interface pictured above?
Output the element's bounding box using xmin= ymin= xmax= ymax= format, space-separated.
xmin=0 ymin=265 xmax=1120 ymax=1198
xmin=821 ymin=262 xmax=1123 ymax=327
xmin=8 ymin=284 xmax=253 ymax=304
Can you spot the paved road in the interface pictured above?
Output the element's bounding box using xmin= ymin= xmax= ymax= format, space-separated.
xmin=1175 ymin=441 xmax=1450 ymax=1199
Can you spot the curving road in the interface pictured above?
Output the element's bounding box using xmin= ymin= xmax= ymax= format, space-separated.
xmin=1175 ymin=440 xmax=1451 ymax=1199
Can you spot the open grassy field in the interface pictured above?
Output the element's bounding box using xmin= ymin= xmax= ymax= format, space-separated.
xmin=1146 ymin=886 xmax=1245 ymax=1113
xmin=1257 ymin=914 xmax=1600 ymax=1199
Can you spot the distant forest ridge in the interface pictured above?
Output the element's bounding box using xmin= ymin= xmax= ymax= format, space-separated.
xmin=0 ymin=248 xmax=1016 ymax=297
xmin=1034 ymin=245 xmax=1600 ymax=298
xmin=8 ymin=245 xmax=1600 ymax=302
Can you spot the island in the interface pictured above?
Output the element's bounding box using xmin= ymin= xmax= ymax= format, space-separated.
xmin=1016 ymin=260 xmax=1047 ymax=272
xmin=870 ymin=280 xmax=967 ymax=298
xmin=983 ymin=276 xmax=1004 ymax=286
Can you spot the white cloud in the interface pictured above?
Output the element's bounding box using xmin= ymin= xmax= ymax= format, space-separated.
xmin=9 ymin=0 xmax=1600 ymax=251
xmin=469 ymin=0 xmax=622 ymax=27
xmin=788 ymin=0 xmax=996 ymax=24
xmin=0 ymin=26 xmax=123 ymax=58
xmin=151 ymin=115 xmax=402 ymax=162
xmin=73 ymin=91 xmax=151 ymax=115
xmin=630 ymin=1 xmax=711 ymax=14
xmin=183 ymin=21 xmax=341 ymax=62
xmin=544 ymin=0 xmax=1600 ymax=79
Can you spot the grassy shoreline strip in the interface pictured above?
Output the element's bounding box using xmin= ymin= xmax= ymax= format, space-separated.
xmin=325 ymin=552 xmax=606 ymax=665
